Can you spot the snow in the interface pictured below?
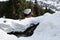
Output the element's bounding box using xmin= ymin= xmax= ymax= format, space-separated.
xmin=0 ymin=11 xmax=60 ymax=40
xmin=0 ymin=16 xmax=40 ymax=33
xmin=24 ymin=9 xmax=31 ymax=14
xmin=0 ymin=0 xmax=60 ymax=40
xmin=27 ymin=0 xmax=60 ymax=11
xmin=0 ymin=0 xmax=9 ymax=2
xmin=18 ymin=12 xmax=60 ymax=40
xmin=0 ymin=18 xmax=29 ymax=32
xmin=0 ymin=29 xmax=18 ymax=40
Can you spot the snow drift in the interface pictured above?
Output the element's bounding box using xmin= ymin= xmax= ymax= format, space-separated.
xmin=0 ymin=11 xmax=60 ymax=40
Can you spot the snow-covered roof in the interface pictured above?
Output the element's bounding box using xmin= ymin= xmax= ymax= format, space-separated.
xmin=24 ymin=9 xmax=31 ymax=14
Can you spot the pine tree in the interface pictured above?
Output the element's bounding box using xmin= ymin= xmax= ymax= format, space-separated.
xmin=6 ymin=0 xmax=28 ymax=19
xmin=0 ymin=1 xmax=13 ymax=18
xmin=34 ymin=0 xmax=39 ymax=16
xmin=13 ymin=0 xmax=28 ymax=19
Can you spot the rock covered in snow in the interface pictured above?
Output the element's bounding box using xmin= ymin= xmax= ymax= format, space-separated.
xmin=24 ymin=9 xmax=31 ymax=14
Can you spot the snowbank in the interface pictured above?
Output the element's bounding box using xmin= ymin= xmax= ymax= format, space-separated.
xmin=0 ymin=11 xmax=60 ymax=40
xmin=19 ymin=12 xmax=60 ymax=40
xmin=0 ymin=29 xmax=18 ymax=40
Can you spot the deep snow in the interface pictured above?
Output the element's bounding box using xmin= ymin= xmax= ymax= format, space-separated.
xmin=0 ymin=11 xmax=60 ymax=40
xmin=27 ymin=0 xmax=60 ymax=11
xmin=18 ymin=11 xmax=60 ymax=40
xmin=0 ymin=0 xmax=60 ymax=40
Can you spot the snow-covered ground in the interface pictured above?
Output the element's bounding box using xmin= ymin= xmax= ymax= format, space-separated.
xmin=0 ymin=11 xmax=60 ymax=40
xmin=0 ymin=0 xmax=60 ymax=40
xmin=27 ymin=0 xmax=60 ymax=11
xmin=19 ymin=11 xmax=60 ymax=40
xmin=38 ymin=0 xmax=60 ymax=11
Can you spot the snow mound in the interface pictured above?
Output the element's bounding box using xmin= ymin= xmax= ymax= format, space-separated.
xmin=0 ymin=29 xmax=18 ymax=40
xmin=24 ymin=9 xmax=31 ymax=14
xmin=0 ymin=11 xmax=60 ymax=40
xmin=19 ymin=12 xmax=60 ymax=40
